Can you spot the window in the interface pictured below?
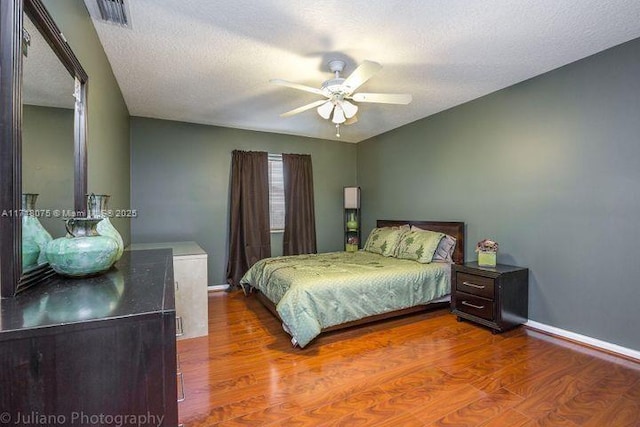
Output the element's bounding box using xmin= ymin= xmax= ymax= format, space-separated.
xmin=268 ymin=154 xmax=285 ymax=231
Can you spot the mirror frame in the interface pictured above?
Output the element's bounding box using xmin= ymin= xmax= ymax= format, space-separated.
xmin=0 ymin=0 xmax=88 ymax=297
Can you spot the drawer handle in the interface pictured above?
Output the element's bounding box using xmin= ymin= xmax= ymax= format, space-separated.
xmin=462 ymin=281 xmax=485 ymax=289
xmin=175 ymin=280 xmax=180 ymax=291
xmin=462 ymin=301 xmax=485 ymax=310
xmin=176 ymin=316 xmax=184 ymax=337
xmin=177 ymin=371 xmax=186 ymax=402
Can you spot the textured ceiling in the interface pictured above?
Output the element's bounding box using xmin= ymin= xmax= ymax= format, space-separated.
xmin=84 ymin=0 xmax=640 ymax=143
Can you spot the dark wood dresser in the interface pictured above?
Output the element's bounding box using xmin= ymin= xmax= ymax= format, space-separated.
xmin=0 ymin=249 xmax=178 ymax=426
xmin=452 ymin=262 xmax=529 ymax=333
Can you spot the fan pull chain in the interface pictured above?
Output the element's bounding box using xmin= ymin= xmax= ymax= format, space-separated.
xmin=335 ymin=124 xmax=340 ymax=138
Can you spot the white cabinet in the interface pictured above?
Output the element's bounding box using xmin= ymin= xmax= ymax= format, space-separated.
xmin=128 ymin=241 xmax=209 ymax=339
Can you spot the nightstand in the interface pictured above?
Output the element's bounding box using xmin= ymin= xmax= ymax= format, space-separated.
xmin=451 ymin=262 xmax=529 ymax=333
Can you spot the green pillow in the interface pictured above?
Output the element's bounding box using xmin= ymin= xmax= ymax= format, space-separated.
xmin=396 ymin=229 xmax=445 ymax=263
xmin=363 ymin=226 xmax=408 ymax=257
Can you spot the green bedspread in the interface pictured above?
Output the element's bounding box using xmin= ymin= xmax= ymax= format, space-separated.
xmin=240 ymin=251 xmax=451 ymax=347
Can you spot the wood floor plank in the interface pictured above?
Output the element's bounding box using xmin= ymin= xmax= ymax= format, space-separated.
xmin=177 ymin=291 xmax=640 ymax=426
xmin=214 ymin=401 xmax=303 ymax=426
xmin=511 ymin=374 xmax=589 ymax=420
xmin=375 ymin=411 xmax=426 ymax=427
xmin=477 ymin=408 xmax=533 ymax=427
xmin=402 ymin=384 xmax=488 ymax=424
xmin=583 ymin=396 xmax=640 ymax=427
xmin=529 ymin=411 xmax=581 ymax=427
xmin=624 ymin=378 xmax=640 ymax=400
xmin=551 ymin=389 xmax=625 ymax=426
xmin=431 ymin=388 xmax=523 ymax=426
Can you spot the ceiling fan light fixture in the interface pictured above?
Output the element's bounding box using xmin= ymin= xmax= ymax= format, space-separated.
xmin=317 ymin=101 xmax=333 ymax=119
xmin=341 ymin=100 xmax=358 ymax=118
xmin=332 ymin=105 xmax=346 ymax=124
xmin=271 ymin=58 xmax=412 ymax=138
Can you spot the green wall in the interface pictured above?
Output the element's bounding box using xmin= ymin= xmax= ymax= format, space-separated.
xmin=130 ymin=117 xmax=357 ymax=284
xmin=44 ymin=0 xmax=131 ymax=244
xmin=22 ymin=105 xmax=74 ymax=238
xmin=40 ymin=0 xmax=639 ymax=352
xmin=357 ymin=38 xmax=640 ymax=351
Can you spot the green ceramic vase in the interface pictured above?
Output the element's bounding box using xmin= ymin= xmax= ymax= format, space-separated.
xmin=22 ymin=238 xmax=40 ymax=271
xmin=46 ymin=218 xmax=118 ymax=277
xmin=86 ymin=193 xmax=124 ymax=261
xmin=22 ymin=193 xmax=52 ymax=270
xmin=346 ymin=212 xmax=358 ymax=231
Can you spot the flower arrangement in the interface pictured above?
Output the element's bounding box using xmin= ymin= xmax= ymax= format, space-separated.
xmin=476 ymin=239 xmax=499 ymax=253
xmin=345 ymin=235 xmax=359 ymax=252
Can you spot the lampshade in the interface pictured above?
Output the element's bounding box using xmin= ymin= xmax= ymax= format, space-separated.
xmin=332 ymin=105 xmax=346 ymax=124
xmin=316 ymin=101 xmax=333 ymax=119
xmin=341 ymin=100 xmax=358 ymax=118
xmin=344 ymin=187 xmax=360 ymax=208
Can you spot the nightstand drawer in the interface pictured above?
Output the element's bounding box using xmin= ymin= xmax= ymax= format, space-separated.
xmin=455 ymin=292 xmax=493 ymax=321
xmin=456 ymin=273 xmax=494 ymax=299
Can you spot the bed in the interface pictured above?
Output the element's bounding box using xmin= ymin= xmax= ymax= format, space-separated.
xmin=240 ymin=220 xmax=465 ymax=347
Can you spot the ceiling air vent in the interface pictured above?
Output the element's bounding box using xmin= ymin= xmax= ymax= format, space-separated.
xmin=84 ymin=0 xmax=132 ymax=28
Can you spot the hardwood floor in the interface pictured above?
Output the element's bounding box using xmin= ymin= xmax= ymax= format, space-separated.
xmin=177 ymin=291 xmax=640 ymax=426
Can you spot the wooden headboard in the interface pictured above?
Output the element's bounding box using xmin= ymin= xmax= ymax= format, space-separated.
xmin=376 ymin=220 xmax=465 ymax=264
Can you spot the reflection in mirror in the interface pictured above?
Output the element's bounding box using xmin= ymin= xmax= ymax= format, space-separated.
xmin=21 ymin=193 xmax=52 ymax=272
xmin=21 ymin=12 xmax=75 ymax=273
xmin=1 ymin=0 xmax=88 ymax=297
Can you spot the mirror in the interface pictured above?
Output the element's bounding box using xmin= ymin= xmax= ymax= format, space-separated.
xmin=0 ymin=0 xmax=87 ymax=297
xmin=21 ymin=11 xmax=75 ymax=272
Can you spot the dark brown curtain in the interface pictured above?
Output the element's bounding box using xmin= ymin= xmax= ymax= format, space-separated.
xmin=283 ymin=154 xmax=317 ymax=255
xmin=225 ymin=150 xmax=271 ymax=287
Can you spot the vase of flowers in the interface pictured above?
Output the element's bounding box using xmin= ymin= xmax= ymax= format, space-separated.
xmin=345 ymin=235 xmax=359 ymax=252
xmin=476 ymin=238 xmax=498 ymax=267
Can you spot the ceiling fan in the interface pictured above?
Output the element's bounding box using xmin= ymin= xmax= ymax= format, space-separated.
xmin=270 ymin=60 xmax=412 ymax=137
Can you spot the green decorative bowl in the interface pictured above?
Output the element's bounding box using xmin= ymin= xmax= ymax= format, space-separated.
xmin=45 ymin=218 xmax=119 ymax=277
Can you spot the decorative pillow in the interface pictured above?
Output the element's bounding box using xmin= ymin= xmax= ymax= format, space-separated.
xmin=363 ymin=226 xmax=409 ymax=257
xmin=433 ymin=234 xmax=457 ymax=262
xmin=411 ymin=225 xmax=457 ymax=263
xmin=396 ymin=229 xmax=445 ymax=263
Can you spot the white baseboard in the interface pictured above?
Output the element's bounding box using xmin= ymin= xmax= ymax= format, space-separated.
xmin=208 ymin=284 xmax=229 ymax=292
xmin=525 ymin=320 xmax=640 ymax=362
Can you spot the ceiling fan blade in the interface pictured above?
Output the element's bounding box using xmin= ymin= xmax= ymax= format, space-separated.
xmin=270 ymin=79 xmax=324 ymax=96
xmin=340 ymin=100 xmax=358 ymax=118
xmin=344 ymin=115 xmax=358 ymax=125
xmin=351 ymin=93 xmax=412 ymax=104
xmin=280 ymin=99 xmax=328 ymax=118
xmin=342 ymin=60 xmax=382 ymax=94
xmin=316 ymin=100 xmax=334 ymax=119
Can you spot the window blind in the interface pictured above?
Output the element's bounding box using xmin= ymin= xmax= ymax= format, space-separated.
xmin=268 ymin=154 xmax=284 ymax=231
